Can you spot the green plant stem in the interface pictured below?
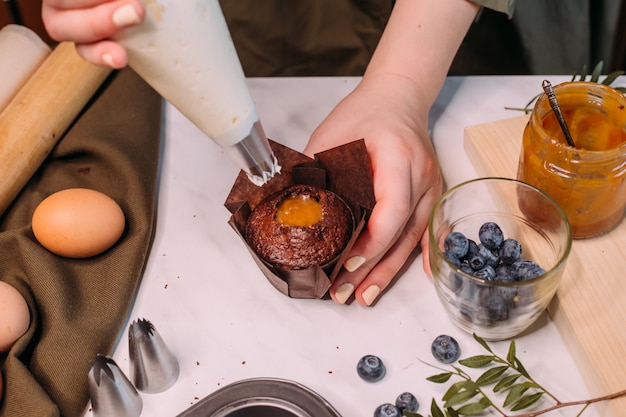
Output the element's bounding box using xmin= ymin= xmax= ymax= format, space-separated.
xmin=492 ymin=356 xmax=559 ymax=404
xmin=423 ymin=333 xmax=626 ymax=417
xmin=508 ymin=388 xmax=626 ymax=417
xmin=436 ymin=379 xmax=626 ymax=417
xmin=503 ymin=106 xmax=532 ymax=114
xmin=427 ymin=368 xmax=626 ymax=417
xmin=575 ymin=403 xmax=589 ymax=417
xmin=454 ymin=368 xmax=509 ymax=416
xmin=425 ymin=355 xmax=626 ymax=416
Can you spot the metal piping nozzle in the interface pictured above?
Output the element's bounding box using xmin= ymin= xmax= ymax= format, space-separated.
xmin=88 ymin=354 xmax=142 ymax=417
xmin=129 ymin=318 xmax=180 ymax=394
xmin=224 ymin=120 xmax=281 ymax=186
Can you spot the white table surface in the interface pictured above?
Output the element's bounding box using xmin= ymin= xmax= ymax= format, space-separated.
xmin=101 ymin=75 xmax=596 ymax=416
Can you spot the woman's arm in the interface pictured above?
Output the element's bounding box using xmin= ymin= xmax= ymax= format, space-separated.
xmin=367 ymin=0 xmax=480 ymax=108
xmin=304 ymin=0 xmax=479 ymax=305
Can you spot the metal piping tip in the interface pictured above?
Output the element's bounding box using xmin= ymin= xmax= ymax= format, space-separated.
xmin=88 ymin=354 xmax=142 ymax=417
xmin=223 ymin=120 xmax=281 ymax=186
xmin=129 ymin=318 xmax=180 ymax=393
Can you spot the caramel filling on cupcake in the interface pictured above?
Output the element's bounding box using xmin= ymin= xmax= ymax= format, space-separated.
xmin=246 ymin=184 xmax=352 ymax=270
xmin=276 ymin=195 xmax=323 ymax=227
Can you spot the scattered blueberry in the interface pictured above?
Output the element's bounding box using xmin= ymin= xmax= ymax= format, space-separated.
xmin=479 ymin=222 xmax=504 ymax=250
xmin=431 ymin=334 xmax=461 ymax=364
xmin=444 ymin=231 xmax=469 ymax=259
xmin=357 ymin=354 xmax=386 ymax=382
xmin=395 ymin=392 xmax=419 ymax=413
xmin=374 ymin=403 xmax=401 ymax=417
xmin=499 ymin=239 xmax=522 ymax=265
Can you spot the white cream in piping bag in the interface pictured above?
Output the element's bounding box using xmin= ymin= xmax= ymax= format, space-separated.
xmin=114 ymin=0 xmax=279 ymax=184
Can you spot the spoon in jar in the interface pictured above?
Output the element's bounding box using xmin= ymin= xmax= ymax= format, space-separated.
xmin=542 ymin=80 xmax=576 ymax=147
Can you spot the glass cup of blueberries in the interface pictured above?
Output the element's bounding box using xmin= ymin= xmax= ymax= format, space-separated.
xmin=428 ymin=177 xmax=572 ymax=340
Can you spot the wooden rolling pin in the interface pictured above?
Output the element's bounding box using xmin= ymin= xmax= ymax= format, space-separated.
xmin=0 ymin=25 xmax=51 ymax=112
xmin=0 ymin=41 xmax=111 ymax=216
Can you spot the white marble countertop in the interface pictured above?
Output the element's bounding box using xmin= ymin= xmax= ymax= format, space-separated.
xmin=103 ymin=75 xmax=595 ymax=417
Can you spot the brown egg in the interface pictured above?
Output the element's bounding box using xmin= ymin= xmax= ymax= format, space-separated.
xmin=32 ymin=188 xmax=125 ymax=258
xmin=0 ymin=281 xmax=30 ymax=352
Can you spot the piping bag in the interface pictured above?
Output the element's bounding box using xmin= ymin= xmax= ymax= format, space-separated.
xmin=113 ymin=0 xmax=280 ymax=185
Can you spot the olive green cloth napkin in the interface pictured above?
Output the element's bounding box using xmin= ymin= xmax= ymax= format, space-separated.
xmin=0 ymin=68 xmax=161 ymax=417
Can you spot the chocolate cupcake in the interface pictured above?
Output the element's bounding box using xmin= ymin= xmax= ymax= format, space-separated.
xmin=226 ymin=139 xmax=375 ymax=298
xmin=246 ymin=184 xmax=353 ymax=270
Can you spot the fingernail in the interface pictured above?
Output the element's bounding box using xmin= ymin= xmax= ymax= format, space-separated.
xmin=334 ymin=283 xmax=354 ymax=304
xmin=362 ymin=285 xmax=380 ymax=306
xmin=102 ymin=53 xmax=115 ymax=68
xmin=113 ymin=4 xmax=141 ymax=27
xmin=344 ymin=256 xmax=366 ymax=272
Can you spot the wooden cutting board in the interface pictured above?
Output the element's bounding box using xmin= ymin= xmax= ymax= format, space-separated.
xmin=464 ymin=115 xmax=626 ymax=417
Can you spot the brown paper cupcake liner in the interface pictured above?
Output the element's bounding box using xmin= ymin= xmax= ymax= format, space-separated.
xmin=224 ymin=139 xmax=375 ymax=299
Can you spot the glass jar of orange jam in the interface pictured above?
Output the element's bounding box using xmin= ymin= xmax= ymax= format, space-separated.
xmin=517 ymin=81 xmax=626 ymax=238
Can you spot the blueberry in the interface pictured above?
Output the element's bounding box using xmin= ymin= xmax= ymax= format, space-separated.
xmin=494 ymin=272 xmax=515 ymax=283
xmin=477 ymin=244 xmax=500 ymax=268
xmin=357 ymin=354 xmax=386 ymax=382
xmin=431 ymin=334 xmax=460 ymax=364
xmin=467 ymin=253 xmax=486 ymax=270
xmin=499 ymin=239 xmax=522 ymax=265
xmin=474 ymin=265 xmax=496 ymax=280
xmin=510 ymin=260 xmax=546 ymax=281
xmin=483 ymin=293 xmax=509 ymax=322
xmin=473 ymin=287 xmax=510 ymax=324
xmin=457 ymin=278 xmax=478 ymax=303
xmin=492 ymin=271 xmax=518 ymax=299
xmin=479 ymin=222 xmax=504 ymax=250
xmin=460 ymin=262 xmax=474 ymax=275
xmin=395 ymin=392 xmax=419 ymax=413
xmin=444 ymin=232 xmax=469 ymax=259
xmin=494 ymin=264 xmax=511 ymax=278
xmin=466 ymin=239 xmax=479 ymax=257
xmin=458 ymin=282 xmax=482 ymax=322
xmin=374 ymin=403 xmax=401 ymax=417
xmin=444 ymin=252 xmax=462 ymax=268
xmin=448 ymin=270 xmax=467 ymax=295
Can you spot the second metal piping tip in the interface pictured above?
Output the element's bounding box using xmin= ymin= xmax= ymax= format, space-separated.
xmin=129 ymin=318 xmax=180 ymax=394
xmin=88 ymin=354 xmax=142 ymax=417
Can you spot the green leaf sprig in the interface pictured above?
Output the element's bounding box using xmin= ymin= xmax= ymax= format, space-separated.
xmin=421 ymin=333 xmax=626 ymax=417
xmin=505 ymin=61 xmax=626 ymax=114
